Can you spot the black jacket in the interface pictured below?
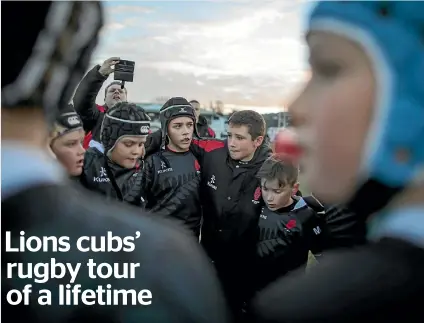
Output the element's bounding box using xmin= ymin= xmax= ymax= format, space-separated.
xmin=126 ymin=149 xmax=202 ymax=236
xmin=197 ymin=115 xmax=215 ymax=138
xmin=252 ymin=197 xmax=327 ymax=294
xmin=189 ymin=138 xmax=271 ymax=261
xmin=146 ymin=131 xmax=272 ymax=312
xmin=252 ymin=237 xmax=424 ymax=323
xmin=191 ymin=137 xmax=272 ymax=311
xmin=79 ymin=147 xmax=141 ymax=201
xmin=323 ymin=203 xmax=367 ymax=250
xmin=299 ymin=195 xmax=367 ymax=251
xmin=145 ymin=132 xmax=272 ymax=256
xmin=2 ymin=183 xmax=230 ymax=323
xmin=73 ymin=65 xmax=108 ymax=142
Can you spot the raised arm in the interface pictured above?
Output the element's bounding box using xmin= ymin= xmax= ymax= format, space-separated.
xmin=73 ymin=57 xmax=120 ymax=132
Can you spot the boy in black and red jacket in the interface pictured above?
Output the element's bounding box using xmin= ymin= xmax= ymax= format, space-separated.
xmin=146 ymin=110 xmax=272 ymax=318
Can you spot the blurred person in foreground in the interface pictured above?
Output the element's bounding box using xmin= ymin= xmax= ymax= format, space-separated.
xmin=189 ymin=100 xmax=216 ymax=138
xmin=1 ymin=2 xmax=229 ymax=323
xmin=253 ymin=1 xmax=424 ymax=322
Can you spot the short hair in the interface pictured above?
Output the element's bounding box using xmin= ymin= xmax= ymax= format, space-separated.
xmin=189 ymin=100 xmax=200 ymax=105
xmin=257 ymin=154 xmax=299 ymax=188
xmin=105 ymin=81 xmax=127 ymax=97
xmin=228 ymin=110 xmax=266 ymax=140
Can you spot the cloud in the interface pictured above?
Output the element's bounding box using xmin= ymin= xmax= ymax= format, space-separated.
xmin=100 ymin=22 xmax=126 ymax=33
xmin=90 ymin=1 xmax=309 ymax=109
xmin=110 ymin=5 xmax=154 ymax=15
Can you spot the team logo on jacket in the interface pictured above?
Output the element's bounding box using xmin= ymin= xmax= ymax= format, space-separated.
xmin=252 ymin=187 xmax=261 ymax=205
xmin=286 ymin=219 xmax=297 ymax=229
xmin=259 ymin=207 xmax=267 ymax=220
xmin=157 ymin=161 xmax=173 ymax=174
xmin=207 ymin=175 xmax=217 ymax=190
xmin=313 ymin=226 xmax=322 ymax=235
xmin=93 ymin=167 xmax=110 ymax=183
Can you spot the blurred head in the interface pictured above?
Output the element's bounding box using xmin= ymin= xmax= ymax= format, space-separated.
xmin=49 ymin=106 xmax=85 ymax=176
xmin=190 ymin=100 xmax=201 ymax=122
xmin=258 ymin=155 xmax=299 ymax=211
xmin=227 ymin=110 xmax=266 ymax=161
xmin=1 ymin=2 xmax=103 ymax=148
xmin=160 ymin=97 xmax=198 ymax=150
xmin=104 ymin=81 xmax=127 ymax=109
xmin=100 ymin=102 xmax=150 ymax=169
xmin=290 ymin=2 xmax=424 ymax=208
xmin=291 ymin=30 xmax=374 ymax=204
xmin=167 ymin=117 xmax=194 ymax=152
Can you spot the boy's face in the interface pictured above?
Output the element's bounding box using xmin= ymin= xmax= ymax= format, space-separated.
xmin=261 ymin=178 xmax=298 ymax=211
xmin=110 ymin=136 xmax=146 ymax=168
xmin=290 ymin=31 xmax=375 ymax=203
xmin=167 ymin=116 xmax=194 ymax=152
xmin=227 ymin=124 xmax=263 ymax=162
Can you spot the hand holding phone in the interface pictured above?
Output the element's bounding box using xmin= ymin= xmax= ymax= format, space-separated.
xmin=99 ymin=57 xmax=120 ymax=77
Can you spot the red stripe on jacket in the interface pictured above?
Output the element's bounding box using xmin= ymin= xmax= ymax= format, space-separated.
xmin=83 ymin=105 xmax=105 ymax=149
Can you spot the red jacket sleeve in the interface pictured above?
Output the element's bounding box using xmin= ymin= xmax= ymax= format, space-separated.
xmin=191 ymin=139 xmax=225 ymax=164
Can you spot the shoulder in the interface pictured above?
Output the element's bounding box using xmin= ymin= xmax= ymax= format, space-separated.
xmin=86 ymin=146 xmax=103 ymax=156
xmin=291 ymin=198 xmax=323 ymax=226
xmin=197 ymin=115 xmax=207 ymax=125
xmin=192 ymin=138 xmax=226 ymax=153
xmin=84 ymin=148 xmax=103 ymax=166
xmin=253 ymin=238 xmax=424 ymax=322
xmin=302 ymin=196 xmax=326 ymax=214
xmin=144 ymin=152 xmax=161 ymax=165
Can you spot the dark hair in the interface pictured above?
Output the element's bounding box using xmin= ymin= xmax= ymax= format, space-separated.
xmin=257 ymin=155 xmax=299 ymax=188
xmin=228 ymin=110 xmax=266 ymax=140
xmin=104 ymin=81 xmax=127 ymax=97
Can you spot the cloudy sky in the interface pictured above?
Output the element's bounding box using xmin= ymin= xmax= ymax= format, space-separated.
xmin=92 ymin=0 xmax=315 ymax=112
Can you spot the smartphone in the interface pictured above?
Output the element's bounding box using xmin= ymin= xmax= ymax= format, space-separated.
xmin=114 ymin=60 xmax=135 ymax=82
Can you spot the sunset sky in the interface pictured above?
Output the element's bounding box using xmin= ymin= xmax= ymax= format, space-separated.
xmin=91 ymin=0 xmax=315 ymax=112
